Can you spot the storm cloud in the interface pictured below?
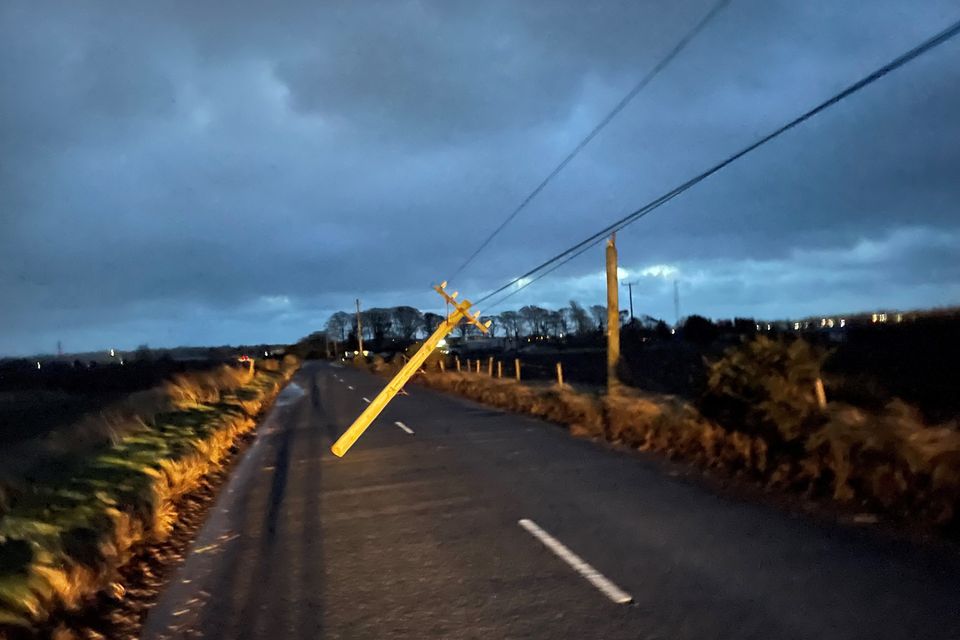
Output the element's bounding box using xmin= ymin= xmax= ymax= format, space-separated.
xmin=2 ymin=1 xmax=958 ymax=355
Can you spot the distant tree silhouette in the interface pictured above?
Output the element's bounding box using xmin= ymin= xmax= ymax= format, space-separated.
xmin=567 ymin=301 xmax=592 ymax=335
xmin=325 ymin=311 xmax=352 ymax=342
xmin=590 ymin=305 xmax=606 ymax=331
xmin=733 ymin=317 xmax=758 ymax=335
xmin=498 ymin=311 xmax=522 ymax=339
xmin=681 ymin=315 xmax=718 ymax=345
xmin=423 ymin=312 xmax=444 ymax=334
xmin=655 ymin=320 xmax=672 ymax=340
xmin=519 ymin=305 xmax=549 ymax=335
xmin=391 ymin=306 xmax=423 ymax=340
xmin=481 ymin=315 xmax=500 ymax=337
xmin=362 ymin=308 xmax=392 ymax=343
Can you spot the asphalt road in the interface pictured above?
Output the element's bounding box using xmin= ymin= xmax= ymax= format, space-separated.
xmin=143 ymin=361 xmax=960 ymax=639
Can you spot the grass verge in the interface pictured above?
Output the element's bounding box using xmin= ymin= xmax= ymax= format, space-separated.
xmin=415 ymin=370 xmax=960 ymax=534
xmin=0 ymin=357 xmax=300 ymax=637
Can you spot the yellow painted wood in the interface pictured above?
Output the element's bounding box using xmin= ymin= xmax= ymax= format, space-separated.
xmin=331 ymin=283 xmax=488 ymax=457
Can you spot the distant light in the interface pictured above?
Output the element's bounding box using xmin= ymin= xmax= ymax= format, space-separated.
xmin=794 ymin=322 xmax=801 ymax=330
xmin=37 ymin=361 xmax=41 ymax=370
xmin=840 ymin=318 xmax=846 ymax=328
xmin=766 ymin=323 xmax=771 ymax=331
xmin=872 ymin=313 xmax=878 ymax=323
xmin=264 ymin=351 xmax=269 ymax=357
xmin=362 ymin=350 xmax=370 ymax=356
xmin=559 ymin=333 xmax=564 ymax=338
xmin=438 ymin=338 xmax=447 ymax=348
xmin=756 ymin=324 xmax=761 ymax=331
xmin=670 ymin=328 xmax=676 ymax=335
xmin=896 ymin=313 xmax=903 ymax=323
xmin=110 ymin=348 xmax=115 ymax=357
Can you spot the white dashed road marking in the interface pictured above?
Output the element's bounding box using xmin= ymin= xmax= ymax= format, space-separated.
xmin=362 ymin=397 xmax=371 ymax=403
xmin=394 ymin=421 xmax=414 ymax=434
xmin=347 ymin=385 xmax=354 ymax=390
xmin=518 ymin=518 xmax=632 ymax=605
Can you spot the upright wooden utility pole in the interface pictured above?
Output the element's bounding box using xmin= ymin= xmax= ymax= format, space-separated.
xmin=606 ymin=233 xmax=621 ymax=393
xmin=621 ymin=280 xmax=637 ymax=321
xmin=355 ymin=298 xmax=364 ymax=355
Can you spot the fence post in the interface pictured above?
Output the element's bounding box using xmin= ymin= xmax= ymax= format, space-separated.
xmin=556 ymin=362 xmax=564 ymax=387
xmin=476 ymin=359 xmax=481 ymax=374
xmin=487 ymin=356 xmax=493 ymax=376
xmin=455 ymin=356 xmax=461 ymax=372
xmin=515 ymin=358 xmax=521 ymax=382
xmin=497 ymin=361 xmax=503 ymax=378
xmin=467 ymin=358 xmax=472 ymax=372
xmin=439 ymin=359 xmax=445 ymax=373
xmin=815 ymin=377 xmax=827 ymax=410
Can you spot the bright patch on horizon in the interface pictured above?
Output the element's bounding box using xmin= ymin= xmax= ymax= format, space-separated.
xmin=640 ymin=264 xmax=678 ymax=279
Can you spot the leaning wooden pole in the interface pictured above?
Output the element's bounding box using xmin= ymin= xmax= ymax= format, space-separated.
xmin=331 ymin=283 xmax=489 ymax=457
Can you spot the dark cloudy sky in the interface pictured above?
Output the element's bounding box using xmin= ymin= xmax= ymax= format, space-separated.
xmin=2 ymin=1 xmax=959 ymax=356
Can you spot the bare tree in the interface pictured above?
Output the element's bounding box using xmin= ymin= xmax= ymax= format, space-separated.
xmin=519 ymin=305 xmax=549 ymax=336
xmin=325 ymin=311 xmax=351 ymax=341
xmin=590 ymin=304 xmax=606 ymax=331
xmin=391 ymin=306 xmax=423 ymax=340
xmin=498 ymin=311 xmax=522 ymax=338
xmin=545 ymin=310 xmax=566 ymax=336
xmin=481 ymin=315 xmax=499 ymax=337
xmin=362 ymin=308 xmax=393 ymax=342
xmin=567 ymin=301 xmax=592 ymax=335
xmin=423 ymin=312 xmax=444 ymax=334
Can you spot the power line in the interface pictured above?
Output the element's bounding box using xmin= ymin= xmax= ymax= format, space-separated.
xmin=480 ymin=237 xmax=596 ymax=312
xmin=475 ymin=15 xmax=960 ymax=309
xmin=448 ymin=0 xmax=733 ymax=282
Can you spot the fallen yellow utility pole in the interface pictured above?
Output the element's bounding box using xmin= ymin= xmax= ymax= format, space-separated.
xmin=331 ymin=282 xmax=489 ymax=457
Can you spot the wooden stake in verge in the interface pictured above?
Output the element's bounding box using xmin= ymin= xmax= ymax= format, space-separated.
xmin=815 ymin=377 xmax=827 ymax=410
xmin=556 ymin=362 xmax=564 ymax=387
xmin=515 ymin=358 xmax=521 ymax=382
xmin=487 ymin=356 xmax=494 ymax=376
xmin=456 ymin=356 xmax=461 ymax=372
xmin=497 ymin=361 xmax=503 ymax=379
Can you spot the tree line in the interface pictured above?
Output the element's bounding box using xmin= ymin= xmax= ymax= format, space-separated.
xmin=323 ymin=301 xmax=665 ymax=344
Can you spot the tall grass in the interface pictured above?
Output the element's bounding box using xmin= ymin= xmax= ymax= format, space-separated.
xmin=0 ymin=357 xmax=299 ymax=635
xmin=417 ymin=366 xmax=960 ymax=532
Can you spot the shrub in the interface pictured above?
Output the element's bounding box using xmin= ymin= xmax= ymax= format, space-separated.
xmin=700 ymin=336 xmax=827 ymax=452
